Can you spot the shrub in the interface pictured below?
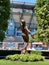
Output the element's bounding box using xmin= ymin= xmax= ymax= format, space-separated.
xmin=6 ymin=54 xmax=44 ymax=62
xmin=28 ymin=54 xmax=36 ymax=61
xmin=19 ymin=54 xmax=29 ymax=62
xmin=6 ymin=54 xmax=19 ymax=61
xmin=37 ymin=55 xmax=44 ymax=61
xmin=30 ymin=51 xmax=42 ymax=55
xmin=13 ymin=54 xmax=19 ymax=60
xmin=28 ymin=54 xmax=44 ymax=61
xmin=6 ymin=55 xmax=11 ymax=60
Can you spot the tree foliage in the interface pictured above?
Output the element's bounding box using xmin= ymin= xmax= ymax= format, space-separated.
xmin=35 ymin=0 xmax=49 ymax=43
xmin=0 ymin=0 xmax=10 ymax=41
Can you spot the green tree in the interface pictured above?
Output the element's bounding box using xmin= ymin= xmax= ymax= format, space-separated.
xmin=0 ymin=0 xmax=10 ymax=41
xmin=35 ymin=0 xmax=49 ymax=43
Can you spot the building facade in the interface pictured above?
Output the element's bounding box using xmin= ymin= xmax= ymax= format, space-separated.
xmin=1 ymin=1 xmax=47 ymax=51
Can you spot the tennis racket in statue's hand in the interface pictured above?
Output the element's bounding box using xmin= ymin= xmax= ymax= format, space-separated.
xmin=31 ymin=35 xmax=34 ymax=38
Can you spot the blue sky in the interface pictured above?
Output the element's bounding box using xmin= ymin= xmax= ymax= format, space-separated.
xmin=10 ymin=0 xmax=36 ymax=3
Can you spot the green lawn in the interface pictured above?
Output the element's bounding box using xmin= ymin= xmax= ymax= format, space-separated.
xmin=0 ymin=59 xmax=49 ymax=65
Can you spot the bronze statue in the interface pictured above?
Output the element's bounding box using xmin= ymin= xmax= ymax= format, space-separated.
xmin=19 ymin=12 xmax=34 ymax=54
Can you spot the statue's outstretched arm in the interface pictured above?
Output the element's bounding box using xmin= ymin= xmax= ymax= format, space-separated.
xmin=25 ymin=26 xmax=34 ymax=38
xmin=19 ymin=12 xmax=22 ymax=23
xmin=25 ymin=26 xmax=32 ymax=35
